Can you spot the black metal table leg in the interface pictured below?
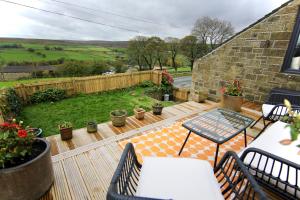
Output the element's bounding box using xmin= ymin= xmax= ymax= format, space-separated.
xmin=214 ymin=144 xmax=220 ymax=168
xmin=244 ymin=129 xmax=247 ymax=147
xmin=178 ymin=130 xmax=192 ymax=156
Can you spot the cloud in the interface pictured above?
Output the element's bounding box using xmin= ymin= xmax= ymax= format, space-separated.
xmin=0 ymin=0 xmax=289 ymax=40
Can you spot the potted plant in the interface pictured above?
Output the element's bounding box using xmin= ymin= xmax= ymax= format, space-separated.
xmin=134 ymin=106 xmax=146 ymax=120
xmin=58 ymin=121 xmax=73 ymax=140
xmin=152 ymin=102 xmax=163 ymax=115
xmin=110 ymin=110 xmax=127 ymax=127
xmin=87 ymin=121 xmax=97 ymax=133
xmin=161 ymin=70 xmax=174 ymax=101
xmin=220 ymin=80 xmax=243 ymax=112
xmin=0 ymin=119 xmax=54 ymax=200
xmin=281 ymin=99 xmax=300 ymax=145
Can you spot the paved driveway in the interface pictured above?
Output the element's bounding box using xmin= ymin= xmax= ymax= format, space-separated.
xmin=173 ymin=76 xmax=192 ymax=88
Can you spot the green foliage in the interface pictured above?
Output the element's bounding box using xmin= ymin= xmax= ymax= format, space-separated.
xmin=58 ymin=121 xmax=72 ymax=129
xmin=283 ymin=100 xmax=300 ymax=141
xmin=112 ymin=60 xmax=128 ymax=73
xmin=0 ymin=120 xmax=35 ymax=169
xmin=221 ymin=80 xmax=242 ymax=96
xmin=139 ymin=80 xmax=155 ymax=88
xmin=30 ymin=88 xmax=66 ymax=104
xmin=0 ymin=43 xmax=23 ymax=49
xmin=6 ymin=88 xmax=22 ymax=117
xmin=27 ymin=48 xmax=35 ymax=52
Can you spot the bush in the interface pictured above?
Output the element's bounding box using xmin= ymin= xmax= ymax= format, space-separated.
xmin=30 ymin=88 xmax=66 ymax=104
xmin=140 ymin=80 xmax=155 ymax=88
xmin=5 ymin=88 xmax=22 ymax=117
xmin=27 ymin=48 xmax=35 ymax=52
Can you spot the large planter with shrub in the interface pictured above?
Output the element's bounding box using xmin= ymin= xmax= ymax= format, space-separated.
xmin=0 ymin=121 xmax=54 ymax=200
xmin=111 ymin=110 xmax=127 ymax=127
xmin=152 ymin=103 xmax=163 ymax=115
xmin=222 ymin=95 xmax=243 ymax=112
xmin=221 ymin=80 xmax=243 ymax=112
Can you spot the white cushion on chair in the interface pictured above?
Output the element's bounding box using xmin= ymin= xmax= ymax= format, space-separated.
xmin=136 ymin=157 xmax=224 ymax=200
xmin=262 ymin=104 xmax=287 ymax=117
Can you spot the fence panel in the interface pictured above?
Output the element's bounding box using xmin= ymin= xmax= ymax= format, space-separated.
xmin=12 ymin=71 xmax=161 ymax=103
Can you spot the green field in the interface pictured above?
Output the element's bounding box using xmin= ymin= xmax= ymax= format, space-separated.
xmin=19 ymin=87 xmax=175 ymax=137
xmin=0 ymin=40 xmax=127 ymax=63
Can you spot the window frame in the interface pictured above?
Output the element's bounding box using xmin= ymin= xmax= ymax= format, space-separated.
xmin=281 ymin=7 xmax=300 ymax=74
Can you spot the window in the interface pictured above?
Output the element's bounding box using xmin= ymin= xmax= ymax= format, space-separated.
xmin=282 ymin=9 xmax=300 ymax=74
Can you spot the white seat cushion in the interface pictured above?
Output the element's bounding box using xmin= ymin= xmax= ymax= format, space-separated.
xmin=136 ymin=157 xmax=224 ymax=200
xmin=261 ymin=104 xmax=287 ymax=117
xmin=239 ymin=121 xmax=300 ymax=197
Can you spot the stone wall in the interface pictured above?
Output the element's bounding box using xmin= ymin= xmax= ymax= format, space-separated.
xmin=1 ymin=73 xmax=31 ymax=80
xmin=191 ymin=0 xmax=300 ymax=103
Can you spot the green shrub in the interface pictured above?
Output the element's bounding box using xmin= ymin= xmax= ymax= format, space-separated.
xmin=30 ymin=88 xmax=66 ymax=104
xmin=140 ymin=80 xmax=155 ymax=88
xmin=5 ymin=88 xmax=22 ymax=117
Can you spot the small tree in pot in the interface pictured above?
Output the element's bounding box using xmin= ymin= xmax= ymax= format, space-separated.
xmin=59 ymin=121 xmax=73 ymax=140
xmin=220 ymin=80 xmax=243 ymax=112
xmin=152 ymin=102 xmax=164 ymax=115
xmin=111 ymin=110 xmax=127 ymax=127
xmin=0 ymin=119 xmax=54 ymax=200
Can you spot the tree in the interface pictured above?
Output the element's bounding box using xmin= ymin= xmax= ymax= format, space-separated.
xmin=149 ymin=37 xmax=167 ymax=70
xmin=142 ymin=37 xmax=157 ymax=70
xmin=180 ymin=35 xmax=209 ymax=70
xmin=165 ymin=37 xmax=180 ymax=72
xmin=192 ymin=16 xmax=234 ymax=49
xmin=0 ymin=57 xmax=5 ymax=80
xmin=128 ymin=36 xmax=148 ymax=71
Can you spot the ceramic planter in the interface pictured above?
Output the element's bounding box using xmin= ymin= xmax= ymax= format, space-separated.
xmin=222 ymin=94 xmax=243 ymax=112
xmin=134 ymin=108 xmax=145 ymax=120
xmin=0 ymin=139 xmax=54 ymax=200
xmin=111 ymin=110 xmax=127 ymax=127
xmin=87 ymin=121 xmax=97 ymax=133
xmin=152 ymin=105 xmax=163 ymax=115
xmin=60 ymin=127 xmax=73 ymax=140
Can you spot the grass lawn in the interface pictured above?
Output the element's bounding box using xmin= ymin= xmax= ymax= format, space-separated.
xmin=19 ymin=87 xmax=175 ymax=137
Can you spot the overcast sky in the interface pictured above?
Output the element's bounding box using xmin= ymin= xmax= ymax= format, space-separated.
xmin=0 ymin=0 xmax=290 ymax=41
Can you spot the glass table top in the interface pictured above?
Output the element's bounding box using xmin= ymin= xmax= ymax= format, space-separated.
xmin=182 ymin=108 xmax=254 ymax=143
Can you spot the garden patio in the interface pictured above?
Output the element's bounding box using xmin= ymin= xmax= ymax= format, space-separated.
xmin=40 ymin=100 xmax=268 ymax=200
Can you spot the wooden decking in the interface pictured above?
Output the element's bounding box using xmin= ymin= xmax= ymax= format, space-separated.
xmin=42 ymin=101 xmax=264 ymax=200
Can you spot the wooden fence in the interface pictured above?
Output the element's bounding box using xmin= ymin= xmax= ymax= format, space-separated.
xmin=12 ymin=71 xmax=162 ymax=103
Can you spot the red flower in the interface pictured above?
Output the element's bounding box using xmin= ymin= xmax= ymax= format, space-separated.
xmin=220 ymin=87 xmax=226 ymax=94
xmin=18 ymin=129 xmax=27 ymax=138
xmin=1 ymin=122 xmax=10 ymax=127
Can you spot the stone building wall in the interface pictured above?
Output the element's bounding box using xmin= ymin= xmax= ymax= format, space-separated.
xmin=191 ymin=0 xmax=300 ymax=103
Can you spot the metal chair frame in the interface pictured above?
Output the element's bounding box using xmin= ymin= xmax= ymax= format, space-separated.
xmin=240 ymin=147 xmax=300 ymax=200
xmin=107 ymin=143 xmax=268 ymax=200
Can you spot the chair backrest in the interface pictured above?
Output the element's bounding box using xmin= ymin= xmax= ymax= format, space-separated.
xmin=266 ymin=88 xmax=300 ymax=105
xmin=214 ymin=151 xmax=268 ymax=200
xmin=107 ymin=143 xmax=162 ymax=200
xmin=108 ymin=143 xmax=267 ymax=200
xmin=240 ymin=148 xmax=300 ymax=200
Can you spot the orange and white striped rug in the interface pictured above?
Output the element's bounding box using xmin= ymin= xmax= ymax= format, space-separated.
xmin=119 ymin=122 xmax=254 ymax=166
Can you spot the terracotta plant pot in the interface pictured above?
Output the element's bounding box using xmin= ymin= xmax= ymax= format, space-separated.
xmin=222 ymin=94 xmax=243 ymax=112
xmin=0 ymin=139 xmax=54 ymax=200
xmin=60 ymin=127 xmax=73 ymax=140
xmin=111 ymin=110 xmax=127 ymax=127
xmin=134 ymin=108 xmax=145 ymax=120
xmin=87 ymin=121 xmax=97 ymax=133
xmin=152 ymin=104 xmax=163 ymax=115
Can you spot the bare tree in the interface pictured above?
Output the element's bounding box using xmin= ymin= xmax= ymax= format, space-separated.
xmin=128 ymin=36 xmax=148 ymax=71
xmin=0 ymin=58 xmax=5 ymax=80
xmin=192 ymin=16 xmax=234 ymax=49
xmin=165 ymin=37 xmax=180 ymax=72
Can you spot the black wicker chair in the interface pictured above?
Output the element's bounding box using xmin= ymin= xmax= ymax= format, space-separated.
xmin=107 ymin=143 xmax=268 ymax=200
xmin=240 ymin=147 xmax=300 ymax=200
xmin=251 ymin=88 xmax=300 ymax=138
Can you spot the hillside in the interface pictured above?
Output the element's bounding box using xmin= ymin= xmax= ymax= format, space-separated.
xmin=0 ymin=38 xmax=128 ymax=65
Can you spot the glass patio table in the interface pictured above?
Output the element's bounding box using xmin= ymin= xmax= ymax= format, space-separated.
xmin=179 ymin=108 xmax=254 ymax=167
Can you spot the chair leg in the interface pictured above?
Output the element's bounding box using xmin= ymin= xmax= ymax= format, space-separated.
xmin=250 ymin=115 xmax=263 ymax=128
xmin=254 ymin=121 xmax=272 ymax=140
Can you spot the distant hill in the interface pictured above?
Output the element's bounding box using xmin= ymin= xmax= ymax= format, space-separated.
xmin=0 ymin=37 xmax=129 ymax=48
